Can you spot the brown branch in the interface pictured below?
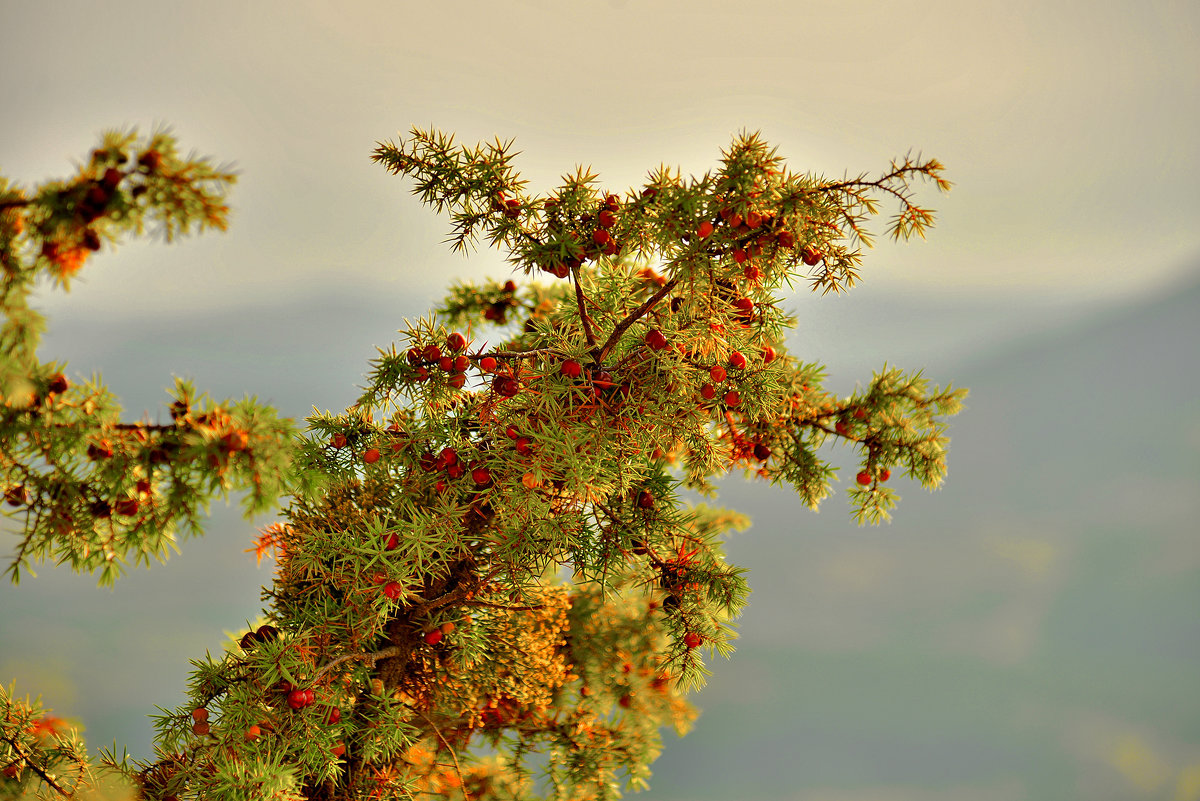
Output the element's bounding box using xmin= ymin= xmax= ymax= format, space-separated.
xmin=0 ymin=730 xmax=74 ymax=798
xmin=570 ymin=262 xmax=598 ymax=353
xmin=311 ymin=646 xmax=402 ymax=684
xmin=595 ymin=275 xmax=679 ymax=364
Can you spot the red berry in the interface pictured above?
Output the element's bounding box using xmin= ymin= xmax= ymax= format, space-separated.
xmin=561 ymin=359 xmax=583 ymax=379
xmin=700 ymin=383 xmax=717 ymax=400
xmin=598 ymin=210 xmax=616 ymax=229
xmin=383 ymin=582 xmax=403 ymax=600
xmin=384 ymin=532 xmax=400 ymax=550
xmin=637 ymin=490 xmax=654 ymax=509
xmin=592 ymin=229 xmax=612 ymax=247
xmin=604 ymin=194 xmax=620 ymax=212
xmin=327 ymin=707 xmax=342 ymax=724
xmin=515 ymin=437 xmax=533 ymax=456
xmin=745 ymin=210 xmax=763 ymax=229
xmin=684 ymin=632 xmax=702 ymax=649
xmin=494 ymin=376 xmax=520 ymax=397
xmin=802 ymin=246 xmax=823 ymax=266
xmin=47 ymin=373 xmax=69 ymax=395
xmin=406 ymin=347 xmax=422 ymax=365
xmin=471 ymin=466 xmax=492 ymax=486
xmin=753 ymin=443 xmax=771 ymax=461
xmin=505 ymin=425 xmax=520 ymax=440
xmin=87 ymin=440 xmax=114 ymax=460
xmin=4 ymin=486 xmax=27 ymax=507
xmin=728 ymin=351 xmax=747 ymax=370
xmin=479 ymin=356 xmax=498 ymax=372
xmin=363 ymin=448 xmax=381 ymax=464
xmin=696 ymin=221 xmax=714 ymax=238
xmin=853 ymin=407 xmax=867 ymax=420
xmin=619 ymin=694 xmax=633 ymax=709
xmin=287 ymin=689 xmax=312 ymax=710
xmin=446 ymin=332 xmax=467 ymax=352
xmin=777 ymin=230 xmax=795 ymax=248
xmin=762 ymin=345 xmax=777 ymax=363
xmin=732 ymin=248 xmax=748 ymax=264
xmin=709 ymin=365 xmax=727 ymax=383
xmin=329 ymin=432 xmax=347 ymax=449
xmin=448 ymin=372 xmax=467 ymax=389
xmin=879 ymin=468 xmax=891 ymax=482
xmin=244 ymin=724 xmax=261 ymax=741
xmin=424 ymin=629 xmax=444 ymax=645
xmin=835 ymin=421 xmax=851 ymax=436
xmin=114 ymin=497 xmax=140 ymax=516
xmin=856 ymin=471 xmax=873 ymax=486
xmin=220 ymin=430 xmax=248 ymax=452
xmin=439 ymin=447 xmax=459 ymax=467
xmin=733 ymin=297 xmax=754 ymax=315
xmin=642 ymin=186 xmax=658 ymax=199
xmin=645 ymin=329 xmax=669 ymax=351
xmin=504 ymin=279 xmax=517 ymax=292
xmin=331 ymin=742 xmax=346 ymax=757
xmin=723 ymin=390 xmax=741 ymax=407
xmin=743 ymin=263 xmax=761 ymax=281
xmin=454 ymin=355 xmax=470 ymax=372
xmin=138 ymin=150 xmax=162 ymax=171
xmin=439 ymin=356 xmax=455 ymax=372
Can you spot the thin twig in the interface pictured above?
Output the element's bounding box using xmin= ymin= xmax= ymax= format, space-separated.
xmin=0 ymin=730 xmax=74 ymax=798
xmin=596 ymin=275 xmax=679 ymax=363
xmin=570 ymin=262 xmax=598 ymax=353
xmin=311 ymin=646 xmax=402 ymax=684
xmin=403 ymin=703 xmax=470 ymax=801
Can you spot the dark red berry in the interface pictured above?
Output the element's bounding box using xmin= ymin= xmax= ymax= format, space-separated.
xmin=753 ymin=443 xmax=771 ymax=461
xmin=728 ymin=351 xmax=747 ymax=370
xmin=645 ymin=329 xmax=669 ymax=351
xmin=114 ymin=497 xmax=139 ymax=516
xmin=383 ymin=582 xmax=403 ymax=600
xmin=47 ymin=374 xmax=69 ymax=394
xmin=636 ymin=490 xmax=654 ymax=509
xmin=494 ymin=376 xmax=520 ymax=397
xmin=327 ymin=707 xmax=342 ymax=724
xmin=598 ymin=210 xmax=616 ymax=229
xmin=424 ymin=630 xmax=444 ymax=645
xmin=700 ymin=383 xmax=717 ymax=400
xmin=561 ymin=359 xmax=583 ymax=379
xmin=471 ymin=466 xmax=492 ymax=486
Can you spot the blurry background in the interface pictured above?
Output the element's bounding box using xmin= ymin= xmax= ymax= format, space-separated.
xmin=1 ymin=2 xmax=1197 ymax=799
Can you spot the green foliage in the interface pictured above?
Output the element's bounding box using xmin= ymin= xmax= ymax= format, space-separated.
xmin=1 ymin=125 xmax=964 ymax=800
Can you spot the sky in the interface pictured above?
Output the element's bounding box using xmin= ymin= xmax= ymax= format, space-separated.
xmin=1 ymin=0 xmax=1198 ymax=781
xmin=1 ymin=0 xmax=1197 ymax=327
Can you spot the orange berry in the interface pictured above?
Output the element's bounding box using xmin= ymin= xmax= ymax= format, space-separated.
xmin=363 ymin=448 xmax=381 ymax=464
xmin=696 ymin=221 xmax=714 ymax=238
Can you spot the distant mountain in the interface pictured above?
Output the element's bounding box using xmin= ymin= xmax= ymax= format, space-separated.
xmin=645 ymin=270 xmax=1200 ymax=801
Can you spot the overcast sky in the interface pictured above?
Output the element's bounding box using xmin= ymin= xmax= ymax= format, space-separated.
xmin=1 ymin=0 xmax=1196 ymax=327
